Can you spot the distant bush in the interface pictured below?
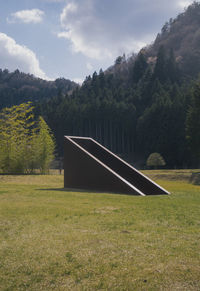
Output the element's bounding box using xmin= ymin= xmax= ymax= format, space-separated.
xmin=146 ymin=152 xmax=166 ymax=169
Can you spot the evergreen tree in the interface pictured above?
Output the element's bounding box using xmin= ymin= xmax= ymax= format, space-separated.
xmin=132 ymin=51 xmax=148 ymax=83
xmin=166 ymin=48 xmax=179 ymax=83
xmin=186 ymin=79 xmax=200 ymax=165
xmin=152 ymin=46 xmax=167 ymax=83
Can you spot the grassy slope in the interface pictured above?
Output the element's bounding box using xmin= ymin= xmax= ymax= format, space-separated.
xmin=0 ymin=172 xmax=199 ymax=290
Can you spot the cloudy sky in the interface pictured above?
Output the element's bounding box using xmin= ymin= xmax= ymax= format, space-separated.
xmin=0 ymin=0 xmax=193 ymax=82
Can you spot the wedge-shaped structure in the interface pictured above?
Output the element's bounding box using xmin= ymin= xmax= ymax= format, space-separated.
xmin=64 ymin=136 xmax=169 ymax=196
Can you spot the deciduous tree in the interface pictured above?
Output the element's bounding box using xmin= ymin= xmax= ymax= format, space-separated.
xmin=0 ymin=103 xmax=55 ymax=173
xmin=146 ymin=153 xmax=166 ymax=169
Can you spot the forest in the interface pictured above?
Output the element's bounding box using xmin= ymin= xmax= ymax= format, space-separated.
xmin=1 ymin=2 xmax=200 ymax=169
xmin=0 ymin=69 xmax=77 ymax=110
xmin=37 ymin=47 xmax=196 ymax=168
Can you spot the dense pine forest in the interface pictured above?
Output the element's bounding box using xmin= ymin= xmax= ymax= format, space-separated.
xmin=1 ymin=2 xmax=200 ymax=169
xmin=38 ymin=49 xmax=191 ymax=168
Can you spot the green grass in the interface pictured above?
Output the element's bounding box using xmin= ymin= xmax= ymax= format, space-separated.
xmin=0 ymin=171 xmax=200 ymax=290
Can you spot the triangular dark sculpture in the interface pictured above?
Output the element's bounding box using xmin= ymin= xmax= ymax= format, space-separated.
xmin=64 ymin=136 xmax=169 ymax=196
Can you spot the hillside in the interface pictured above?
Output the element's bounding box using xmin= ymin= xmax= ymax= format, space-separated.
xmin=0 ymin=69 xmax=78 ymax=110
xmin=149 ymin=1 xmax=200 ymax=78
xmin=38 ymin=2 xmax=200 ymax=168
xmin=107 ymin=2 xmax=200 ymax=81
xmin=1 ymin=2 xmax=200 ymax=168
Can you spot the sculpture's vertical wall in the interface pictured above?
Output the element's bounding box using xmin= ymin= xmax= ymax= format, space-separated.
xmin=64 ymin=136 xmax=169 ymax=195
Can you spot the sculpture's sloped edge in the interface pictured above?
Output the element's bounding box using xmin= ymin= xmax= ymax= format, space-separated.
xmin=64 ymin=136 xmax=170 ymax=195
xmin=87 ymin=137 xmax=170 ymax=195
xmin=64 ymin=136 xmax=144 ymax=195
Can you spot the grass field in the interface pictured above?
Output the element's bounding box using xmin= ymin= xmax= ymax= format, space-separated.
xmin=0 ymin=171 xmax=200 ymax=290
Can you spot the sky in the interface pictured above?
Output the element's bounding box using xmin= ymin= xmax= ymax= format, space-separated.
xmin=0 ymin=0 xmax=194 ymax=82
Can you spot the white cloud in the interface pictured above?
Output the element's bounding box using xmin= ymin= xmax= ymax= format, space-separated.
xmin=60 ymin=2 xmax=77 ymax=18
xmin=8 ymin=9 xmax=44 ymax=24
xmin=72 ymin=78 xmax=83 ymax=84
xmin=177 ymin=0 xmax=193 ymax=9
xmin=86 ymin=62 xmax=93 ymax=71
xmin=44 ymin=0 xmax=66 ymax=2
xmin=58 ymin=0 xmax=194 ymax=61
xmin=57 ymin=31 xmax=69 ymax=38
xmin=58 ymin=0 xmax=126 ymax=60
xmin=0 ymin=33 xmax=48 ymax=79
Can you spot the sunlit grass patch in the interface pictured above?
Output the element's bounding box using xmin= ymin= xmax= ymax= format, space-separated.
xmin=0 ymin=172 xmax=199 ymax=290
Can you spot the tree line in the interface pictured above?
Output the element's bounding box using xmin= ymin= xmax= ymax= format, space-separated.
xmin=1 ymin=2 xmax=200 ymax=169
xmin=37 ymin=46 xmax=199 ymax=168
xmin=0 ymin=69 xmax=78 ymax=110
xmin=1 ymin=45 xmax=199 ymax=170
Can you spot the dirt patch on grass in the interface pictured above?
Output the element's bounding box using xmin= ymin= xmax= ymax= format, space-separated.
xmin=142 ymin=169 xmax=200 ymax=182
xmin=189 ymin=172 xmax=200 ymax=185
xmin=93 ymin=207 xmax=119 ymax=214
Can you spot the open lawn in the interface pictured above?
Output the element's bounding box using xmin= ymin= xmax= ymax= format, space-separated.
xmin=0 ymin=171 xmax=200 ymax=290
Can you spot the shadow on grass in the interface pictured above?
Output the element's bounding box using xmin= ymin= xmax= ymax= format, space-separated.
xmin=37 ymin=188 xmax=86 ymax=193
xmin=36 ymin=188 xmax=150 ymax=197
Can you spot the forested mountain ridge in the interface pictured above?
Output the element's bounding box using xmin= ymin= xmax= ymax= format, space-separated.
xmin=1 ymin=2 xmax=200 ymax=168
xmin=107 ymin=1 xmax=200 ymax=81
xmin=39 ymin=57 xmax=190 ymax=168
xmin=0 ymin=69 xmax=78 ymax=110
xmin=38 ymin=2 xmax=200 ymax=168
xmin=149 ymin=1 xmax=200 ymax=78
